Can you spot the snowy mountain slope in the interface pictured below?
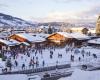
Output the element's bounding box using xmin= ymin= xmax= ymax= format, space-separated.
xmin=0 ymin=13 xmax=36 ymax=27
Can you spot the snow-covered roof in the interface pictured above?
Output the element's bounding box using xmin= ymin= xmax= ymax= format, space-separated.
xmin=16 ymin=33 xmax=46 ymax=42
xmin=57 ymin=32 xmax=72 ymax=38
xmin=56 ymin=32 xmax=90 ymax=40
xmin=29 ymin=33 xmax=49 ymax=38
xmin=10 ymin=39 xmax=20 ymax=44
xmin=70 ymin=33 xmax=90 ymax=40
xmin=0 ymin=39 xmax=16 ymax=46
xmin=16 ymin=33 xmax=35 ymax=42
xmin=88 ymin=38 xmax=100 ymax=44
xmin=59 ymin=69 xmax=100 ymax=80
xmin=21 ymin=42 xmax=30 ymax=46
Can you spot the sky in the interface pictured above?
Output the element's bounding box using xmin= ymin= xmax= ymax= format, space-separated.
xmin=0 ymin=0 xmax=100 ymax=22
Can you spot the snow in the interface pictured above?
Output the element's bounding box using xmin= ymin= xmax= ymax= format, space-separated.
xmin=0 ymin=13 xmax=35 ymax=27
xmin=55 ymin=32 xmax=90 ymax=40
xmin=0 ymin=45 xmax=99 ymax=80
xmin=31 ymin=33 xmax=49 ymax=38
xmin=29 ymin=75 xmax=41 ymax=80
xmin=88 ymin=38 xmax=100 ymax=44
xmin=10 ymin=39 xmax=20 ymax=44
xmin=21 ymin=42 xmax=30 ymax=46
xmin=16 ymin=33 xmax=46 ymax=42
xmin=0 ymin=74 xmax=28 ymax=80
xmin=0 ymin=39 xmax=100 ymax=79
xmin=0 ymin=45 xmax=100 ymax=72
xmin=0 ymin=58 xmax=5 ymax=69
xmin=70 ymin=32 xmax=90 ymax=40
xmin=16 ymin=33 xmax=35 ymax=42
xmin=57 ymin=32 xmax=72 ymax=38
xmin=59 ymin=69 xmax=100 ymax=80
xmin=0 ymin=39 xmax=16 ymax=46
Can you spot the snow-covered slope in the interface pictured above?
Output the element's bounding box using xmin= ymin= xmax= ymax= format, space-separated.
xmin=0 ymin=13 xmax=36 ymax=27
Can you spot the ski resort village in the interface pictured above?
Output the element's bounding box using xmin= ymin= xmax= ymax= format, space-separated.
xmin=1 ymin=0 xmax=100 ymax=80
xmin=0 ymin=14 xmax=99 ymax=80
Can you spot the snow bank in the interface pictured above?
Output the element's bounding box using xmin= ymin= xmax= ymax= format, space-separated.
xmin=0 ymin=74 xmax=28 ymax=80
xmin=28 ymin=75 xmax=41 ymax=80
xmin=59 ymin=69 xmax=100 ymax=80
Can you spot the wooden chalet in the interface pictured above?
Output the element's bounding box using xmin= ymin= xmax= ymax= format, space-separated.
xmin=9 ymin=33 xmax=47 ymax=48
xmin=47 ymin=32 xmax=90 ymax=47
xmin=47 ymin=32 xmax=72 ymax=44
xmin=9 ymin=33 xmax=31 ymax=43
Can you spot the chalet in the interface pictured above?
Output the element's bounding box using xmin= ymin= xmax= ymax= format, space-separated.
xmin=30 ymin=33 xmax=49 ymax=48
xmin=47 ymin=32 xmax=72 ymax=43
xmin=70 ymin=33 xmax=90 ymax=46
xmin=47 ymin=32 xmax=90 ymax=47
xmin=9 ymin=33 xmax=31 ymax=43
xmin=9 ymin=33 xmax=47 ymax=48
xmin=0 ymin=39 xmax=17 ymax=50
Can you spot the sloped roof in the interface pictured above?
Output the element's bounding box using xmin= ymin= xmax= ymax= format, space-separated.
xmin=54 ymin=32 xmax=90 ymax=40
xmin=70 ymin=32 xmax=90 ymax=40
xmin=88 ymin=38 xmax=100 ymax=44
xmin=57 ymin=32 xmax=72 ymax=38
xmin=16 ymin=33 xmax=46 ymax=42
xmin=10 ymin=39 xmax=20 ymax=44
xmin=0 ymin=39 xmax=16 ymax=46
xmin=16 ymin=33 xmax=35 ymax=42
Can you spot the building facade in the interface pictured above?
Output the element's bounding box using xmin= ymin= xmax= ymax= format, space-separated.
xmin=96 ymin=16 xmax=100 ymax=36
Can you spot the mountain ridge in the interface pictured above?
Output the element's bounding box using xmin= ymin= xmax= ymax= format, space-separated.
xmin=0 ymin=13 xmax=36 ymax=27
xmin=0 ymin=13 xmax=95 ymax=28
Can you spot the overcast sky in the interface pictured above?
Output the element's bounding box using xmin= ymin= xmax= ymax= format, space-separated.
xmin=0 ymin=0 xmax=100 ymax=22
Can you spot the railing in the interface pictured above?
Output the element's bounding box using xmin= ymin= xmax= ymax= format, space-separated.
xmin=1 ymin=64 xmax=71 ymax=75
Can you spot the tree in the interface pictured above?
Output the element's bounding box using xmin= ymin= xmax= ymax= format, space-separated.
xmin=82 ymin=28 xmax=88 ymax=34
xmin=48 ymin=26 xmax=53 ymax=34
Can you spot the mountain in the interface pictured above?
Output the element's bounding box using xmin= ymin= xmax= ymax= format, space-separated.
xmin=37 ymin=22 xmax=95 ymax=28
xmin=0 ymin=13 xmax=95 ymax=29
xmin=0 ymin=13 xmax=36 ymax=27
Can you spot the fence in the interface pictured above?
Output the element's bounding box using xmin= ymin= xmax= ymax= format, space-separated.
xmin=1 ymin=64 xmax=71 ymax=75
